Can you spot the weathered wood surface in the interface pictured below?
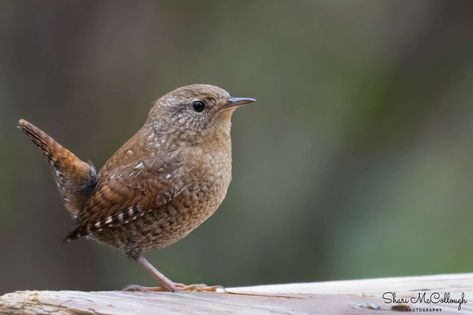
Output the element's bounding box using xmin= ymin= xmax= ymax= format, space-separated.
xmin=1 ymin=273 xmax=472 ymax=314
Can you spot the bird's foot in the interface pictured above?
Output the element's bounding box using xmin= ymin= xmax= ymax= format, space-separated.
xmin=175 ymin=283 xmax=225 ymax=292
xmin=123 ymin=283 xmax=225 ymax=293
xmin=123 ymin=284 xmax=168 ymax=292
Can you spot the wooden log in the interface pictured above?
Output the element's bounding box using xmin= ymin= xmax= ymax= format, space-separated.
xmin=1 ymin=273 xmax=472 ymax=314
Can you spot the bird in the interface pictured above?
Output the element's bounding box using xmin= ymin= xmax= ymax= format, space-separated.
xmin=17 ymin=84 xmax=255 ymax=292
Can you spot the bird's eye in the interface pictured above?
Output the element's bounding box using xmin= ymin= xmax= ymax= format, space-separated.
xmin=191 ymin=100 xmax=205 ymax=112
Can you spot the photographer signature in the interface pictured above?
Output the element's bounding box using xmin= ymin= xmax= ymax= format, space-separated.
xmin=383 ymin=291 xmax=467 ymax=311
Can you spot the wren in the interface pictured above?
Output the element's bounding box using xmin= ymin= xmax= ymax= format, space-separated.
xmin=18 ymin=84 xmax=255 ymax=292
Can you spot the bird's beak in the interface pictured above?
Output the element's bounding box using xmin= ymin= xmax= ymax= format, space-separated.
xmin=224 ymin=97 xmax=256 ymax=109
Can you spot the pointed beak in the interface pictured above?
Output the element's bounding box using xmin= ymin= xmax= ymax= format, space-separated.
xmin=225 ymin=97 xmax=256 ymax=109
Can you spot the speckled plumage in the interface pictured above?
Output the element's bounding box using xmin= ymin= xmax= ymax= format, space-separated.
xmin=18 ymin=84 xmax=255 ymax=292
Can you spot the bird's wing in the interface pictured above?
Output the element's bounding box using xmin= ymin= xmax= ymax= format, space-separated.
xmin=65 ymin=155 xmax=186 ymax=241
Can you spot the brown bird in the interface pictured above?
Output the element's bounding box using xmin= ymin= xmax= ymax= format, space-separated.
xmin=18 ymin=84 xmax=255 ymax=292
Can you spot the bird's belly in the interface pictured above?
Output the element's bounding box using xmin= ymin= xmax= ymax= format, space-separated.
xmin=95 ymin=172 xmax=231 ymax=255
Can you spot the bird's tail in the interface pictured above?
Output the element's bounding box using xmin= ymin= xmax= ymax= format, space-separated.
xmin=18 ymin=119 xmax=96 ymax=219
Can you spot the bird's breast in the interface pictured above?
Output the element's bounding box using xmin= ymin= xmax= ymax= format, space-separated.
xmin=188 ymin=146 xmax=232 ymax=205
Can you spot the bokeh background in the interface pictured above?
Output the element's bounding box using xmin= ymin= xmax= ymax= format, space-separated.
xmin=1 ymin=0 xmax=473 ymax=294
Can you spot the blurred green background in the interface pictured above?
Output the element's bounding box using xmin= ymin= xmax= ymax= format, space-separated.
xmin=1 ymin=0 xmax=473 ymax=293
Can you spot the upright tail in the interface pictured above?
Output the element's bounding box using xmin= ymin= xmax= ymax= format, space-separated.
xmin=18 ymin=119 xmax=97 ymax=219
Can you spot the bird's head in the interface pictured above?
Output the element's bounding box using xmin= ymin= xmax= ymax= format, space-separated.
xmin=146 ymin=84 xmax=255 ymax=145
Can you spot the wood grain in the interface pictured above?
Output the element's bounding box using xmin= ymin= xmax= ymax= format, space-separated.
xmin=1 ymin=273 xmax=472 ymax=314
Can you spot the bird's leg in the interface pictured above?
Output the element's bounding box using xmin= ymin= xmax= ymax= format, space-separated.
xmin=125 ymin=255 xmax=177 ymax=292
xmin=123 ymin=255 xmax=224 ymax=293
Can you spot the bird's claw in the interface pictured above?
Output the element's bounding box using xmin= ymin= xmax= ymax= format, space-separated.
xmin=174 ymin=283 xmax=226 ymax=292
xmin=123 ymin=283 xmax=225 ymax=293
xmin=122 ymin=284 xmax=167 ymax=292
